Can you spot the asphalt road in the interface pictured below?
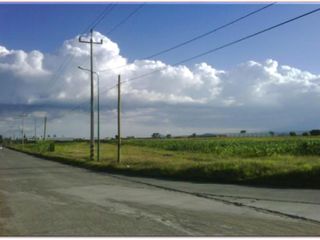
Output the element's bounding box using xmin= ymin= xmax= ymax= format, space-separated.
xmin=1 ymin=147 xmax=320 ymax=236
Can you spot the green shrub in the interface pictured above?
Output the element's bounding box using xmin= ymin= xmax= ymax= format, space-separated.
xmin=29 ymin=141 xmax=55 ymax=153
xmin=49 ymin=142 xmax=55 ymax=152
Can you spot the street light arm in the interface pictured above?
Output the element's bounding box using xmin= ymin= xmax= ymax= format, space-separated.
xmin=78 ymin=66 xmax=99 ymax=76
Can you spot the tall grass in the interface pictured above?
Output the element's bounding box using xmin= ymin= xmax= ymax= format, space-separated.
xmin=15 ymin=141 xmax=55 ymax=153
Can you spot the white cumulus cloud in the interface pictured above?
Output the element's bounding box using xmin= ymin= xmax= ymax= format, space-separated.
xmin=1 ymin=31 xmax=320 ymax=137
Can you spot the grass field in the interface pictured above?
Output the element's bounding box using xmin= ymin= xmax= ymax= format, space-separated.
xmin=9 ymin=136 xmax=320 ymax=188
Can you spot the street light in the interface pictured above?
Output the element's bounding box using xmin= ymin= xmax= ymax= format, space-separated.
xmin=78 ymin=66 xmax=101 ymax=162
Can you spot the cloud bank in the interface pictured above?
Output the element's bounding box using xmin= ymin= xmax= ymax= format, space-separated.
xmin=1 ymin=31 xmax=320 ymax=137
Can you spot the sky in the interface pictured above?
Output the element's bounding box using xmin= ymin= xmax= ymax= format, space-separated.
xmin=1 ymin=2 xmax=320 ymax=138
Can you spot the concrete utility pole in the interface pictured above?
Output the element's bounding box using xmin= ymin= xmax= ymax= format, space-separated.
xmin=43 ymin=116 xmax=47 ymax=141
xmin=117 ymin=75 xmax=121 ymax=163
xmin=34 ymin=118 xmax=37 ymax=141
xmin=97 ymin=72 xmax=100 ymax=162
xmin=78 ymin=66 xmax=101 ymax=161
xmin=79 ymin=29 xmax=103 ymax=161
xmin=22 ymin=117 xmax=24 ymax=147
xmin=20 ymin=114 xmax=27 ymax=149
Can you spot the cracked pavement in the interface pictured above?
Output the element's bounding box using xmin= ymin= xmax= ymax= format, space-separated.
xmin=1 ymin=147 xmax=320 ymax=236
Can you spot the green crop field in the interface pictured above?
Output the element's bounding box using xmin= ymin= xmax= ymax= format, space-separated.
xmin=122 ymin=137 xmax=320 ymax=157
xmin=9 ymin=136 xmax=320 ymax=188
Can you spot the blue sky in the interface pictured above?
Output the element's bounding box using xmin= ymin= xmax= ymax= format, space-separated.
xmin=0 ymin=3 xmax=320 ymax=73
xmin=1 ymin=3 xmax=320 ymax=138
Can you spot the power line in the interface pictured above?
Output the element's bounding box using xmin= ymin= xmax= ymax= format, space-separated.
xmin=82 ymin=4 xmax=112 ymax=34
xmin=89 ymin=4 xmax=117 ymax=32
xmin=175 ymin=6 xmax=320 ymax=65
xmin=106 ymin=3 xmax=145 ymax=35
xmin=115 ymin=6 xmax=320 ymax=87
xmin=145 ymin=2 xmax=276 ymax=59
xmin=99 ymin=2 xmax=275 ymax=73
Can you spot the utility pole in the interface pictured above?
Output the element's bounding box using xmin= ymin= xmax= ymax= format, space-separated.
xmin=22 ymin=116 xmax=24 ymax=147
xmin=97 ymin=72 xmax=100 ymax=162
xmin=79 ymin=29 xmax=103 ymax=161
xmin=34 ymin=118 xmax=37 ymax=141
xmin=78 ymin=67 xmax=101 ymax=161
xmin=117 ymin=75 xmax=121 ymax=163
xmin=20 ymin=114 xmax=26 ymax=149
xmin=43 ymin=116 xmax=47 ymax=141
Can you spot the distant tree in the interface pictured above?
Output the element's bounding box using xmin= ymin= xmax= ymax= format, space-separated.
xmin=166 ymin=134 xmax=172 ymax=138
xmin=302 ymin=132 xmax=309 ymax=136
xmin=151 ymin=133 xmax=161 ymax=139
xmin=310 ymin=129 xmax=320 ymax=136
xmin=289 ymin=131 xmax=297 ymax=136
xmin=269 ymin=131 xmax=274 ymax=137
xmin=0 ymin=135 xmax=2 ymax=143
xmin=190 ymin=133 xmax=197 ymax=138
xmin=240 ymin=130 xmax=247 ymax=134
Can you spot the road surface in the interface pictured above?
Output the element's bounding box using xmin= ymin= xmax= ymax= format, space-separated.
xmin=1 ymin=147 xmax=320 ymax=236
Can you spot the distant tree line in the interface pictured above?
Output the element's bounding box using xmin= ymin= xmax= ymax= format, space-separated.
xmin=280 ymin=129 xmax=320 ymax=137
xmin=150 ymin=129 xmax=320 ymax=139
xmin=151 ymin=133 xmax=172 ymax=139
